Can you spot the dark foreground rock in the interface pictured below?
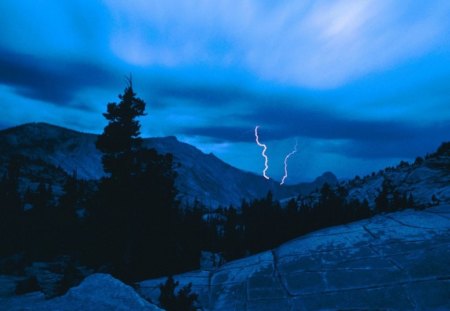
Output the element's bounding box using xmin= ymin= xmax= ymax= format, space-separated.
xmin=140 ymin=205 xmax=450 ymax=310
xmin=0 ymin=273 xmax=162 ymax=311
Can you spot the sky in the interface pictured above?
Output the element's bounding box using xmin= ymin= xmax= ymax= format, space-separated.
xmin=0 ymin=0 xmax=449 ymax=183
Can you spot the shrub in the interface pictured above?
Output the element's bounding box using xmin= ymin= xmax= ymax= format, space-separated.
xmin=159 ymin=276 xmax=198 ymax=311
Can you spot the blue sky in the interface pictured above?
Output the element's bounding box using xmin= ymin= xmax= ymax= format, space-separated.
xmin=0 ymin=0 xmax=449 ymax=182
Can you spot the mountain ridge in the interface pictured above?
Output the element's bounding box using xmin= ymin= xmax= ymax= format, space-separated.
xmin=0 ymin=122 xmax=337 ymax=207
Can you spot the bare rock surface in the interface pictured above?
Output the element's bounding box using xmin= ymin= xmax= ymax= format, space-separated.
xmin=345 ymin=152 xmax=450 ymax=208
xmin=0 ymin=273 xmax=162 ymax=311
xmin=140 ymin=205 xmax=450 ymax=310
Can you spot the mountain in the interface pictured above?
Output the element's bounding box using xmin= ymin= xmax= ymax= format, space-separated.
xmin=342 ymin=143 xmax=450 ymax=208
xmin=0 ymin=123 xmax=337 ymax=207
xmin=294 ymin=142 xmax=450 ymax=209
xmin=139 ymin=204 xmax=450 ymax=310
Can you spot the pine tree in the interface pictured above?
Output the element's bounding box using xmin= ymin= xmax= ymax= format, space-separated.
xmin=90 ymin=79 xmax=179 ymax=280
xmin=59 ymin=171 xmax=79 ymax=215
xmin=33 ymin=182 xmax=53 ymax=211
xmin=159 ymin=276 xmax=198 ymax=311
xmin=0 ymin=158 xmax=23 ymax=256
xmin=57 ymin=171 xmax=82 ymax=254
xmin=22 ymin=181 xmax=56 ymax=260
xmin=96 ymin=78 xmax=146 ymax=181
xmin=222 ymin=206 xmax=243 ymax=260
xmin=375 ymin=178 xmax=392 ymax=213
xmin=407 ymin=193 xmax=415 ymax=209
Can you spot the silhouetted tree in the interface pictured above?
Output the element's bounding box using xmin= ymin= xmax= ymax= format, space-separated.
xmin=95 ymin=78 xmax=146 ymax=181
xmin=25 ymin=182 xmax=56 ymax=260
xmin=56 ymin=171 xmax=84 ymax=255
xmin=414 ymin=157 xmax=424 ymax=166
xmin=159 ymin=276 xmax=198 ymax=311
xmin=58 ymin=171 xmax=80 ymax=217
xmin=89 ymin=79 xmax=179 ymax=280
xmin=435 ymin=141 xmax=450 ymax=156
xmin=283 ymin=198 xmax=300 ymax=240
xmin=375 ymin=178 xmax=392 ymax=213
xmin=32 ymin=182 xmax=53 ymax=211
xmin=0 ymin=158 xmax=23 ymax=256
xmin=222 ymin=206 xmax=244 ymax=259
xmin=407 ymin=193 xmax=415 ymax=209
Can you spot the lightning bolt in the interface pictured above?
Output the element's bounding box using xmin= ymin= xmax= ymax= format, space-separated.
xmin=255 ymin=126 xmax=269 ymax=180
xmin=280 ymin=140 xmax=298 ymax=185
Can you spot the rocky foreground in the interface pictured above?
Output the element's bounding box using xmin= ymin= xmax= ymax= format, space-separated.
xmin=140 ymin=205 xmax=450 ymax=310
xmin=0 ymin=274 xmax=161 ymax=311
xmin=1 ymin=205 xmax=449 ymax=310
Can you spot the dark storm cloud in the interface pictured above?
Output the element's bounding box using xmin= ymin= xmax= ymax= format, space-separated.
xmin=154 ymin=83 xmax=252 ymax=106
xmin=331 ymin=136 xmax=447 ymax=159
xmin=243 ymin=106 xmax=425 ymax=142
xmin=182 ymin=126 xmax=251 ymax=142
xmin=146 ymin=77 xmax=313 ymax=110
xmin=181 ymin=105 xmax=450 ymax=159
xmin=0 ymin=0 xmax=449 ymax=181
xmin=182 ymin=105 xmax=421 ymax=142
xmin=0 ymin=48 xmax=115 ymax=106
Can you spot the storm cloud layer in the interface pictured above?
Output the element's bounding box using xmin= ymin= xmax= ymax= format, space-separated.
xmin=0 ymin=0 xmax=449 ymax=181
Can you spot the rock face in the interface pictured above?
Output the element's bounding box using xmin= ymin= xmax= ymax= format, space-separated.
xmin=0 ymin=274 xmax=162 ymax=311
xmin=140 ymin=205 xmax=450 ymax=310
xmin=344 ymin=149 xmax=450 ymax=208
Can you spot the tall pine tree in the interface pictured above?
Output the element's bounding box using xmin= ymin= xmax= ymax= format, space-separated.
xmin=90 ymin=79 xmax=179 ymax=280
xmin=96 ymin=78 xmax=146 ymax=182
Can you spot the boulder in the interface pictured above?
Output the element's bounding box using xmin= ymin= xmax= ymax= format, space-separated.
xmin=0 ymin=273 xmax=162 ymax=311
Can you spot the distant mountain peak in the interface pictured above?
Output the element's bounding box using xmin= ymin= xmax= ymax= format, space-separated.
xmin=313 ymin=171 xmax=338 ymax=185
xmin=1 ymin=122 xmax=87 ymax=137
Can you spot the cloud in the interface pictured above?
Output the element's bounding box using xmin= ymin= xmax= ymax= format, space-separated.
xmin=180 ymin=116 xmax=409 ymax=143
xmin=0 ymin=0 xmax=449 ymax=181
xmin=330 ymin=138 xmax=446 ymax=159
xmin=1 ymin=1 xmax=450 ymax=91
xmin=364 ymin=74 xmax=450 ymax=121
xmin=2 ymin=0 xmax=449 ymax=106
xmin=180 ymin=104 xmax=450 ymax=159
xmin=181 ymin=126 xmax=251 ymax=143
xmin=0 ymin=48 xmax=115 ymax=105
xmin=104 ymin=0 xmax=450 ymax=88
xmin=153 ymin=82 xmax=252 ymax=107
xmin=241 ymin=106 xmax=426 ymax=141
xmin=0 ymin=1 xmax=111 ymax=59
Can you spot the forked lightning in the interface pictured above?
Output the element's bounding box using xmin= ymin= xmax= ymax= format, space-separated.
xmin=254 ymin=126 xmax=270 ymax=179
